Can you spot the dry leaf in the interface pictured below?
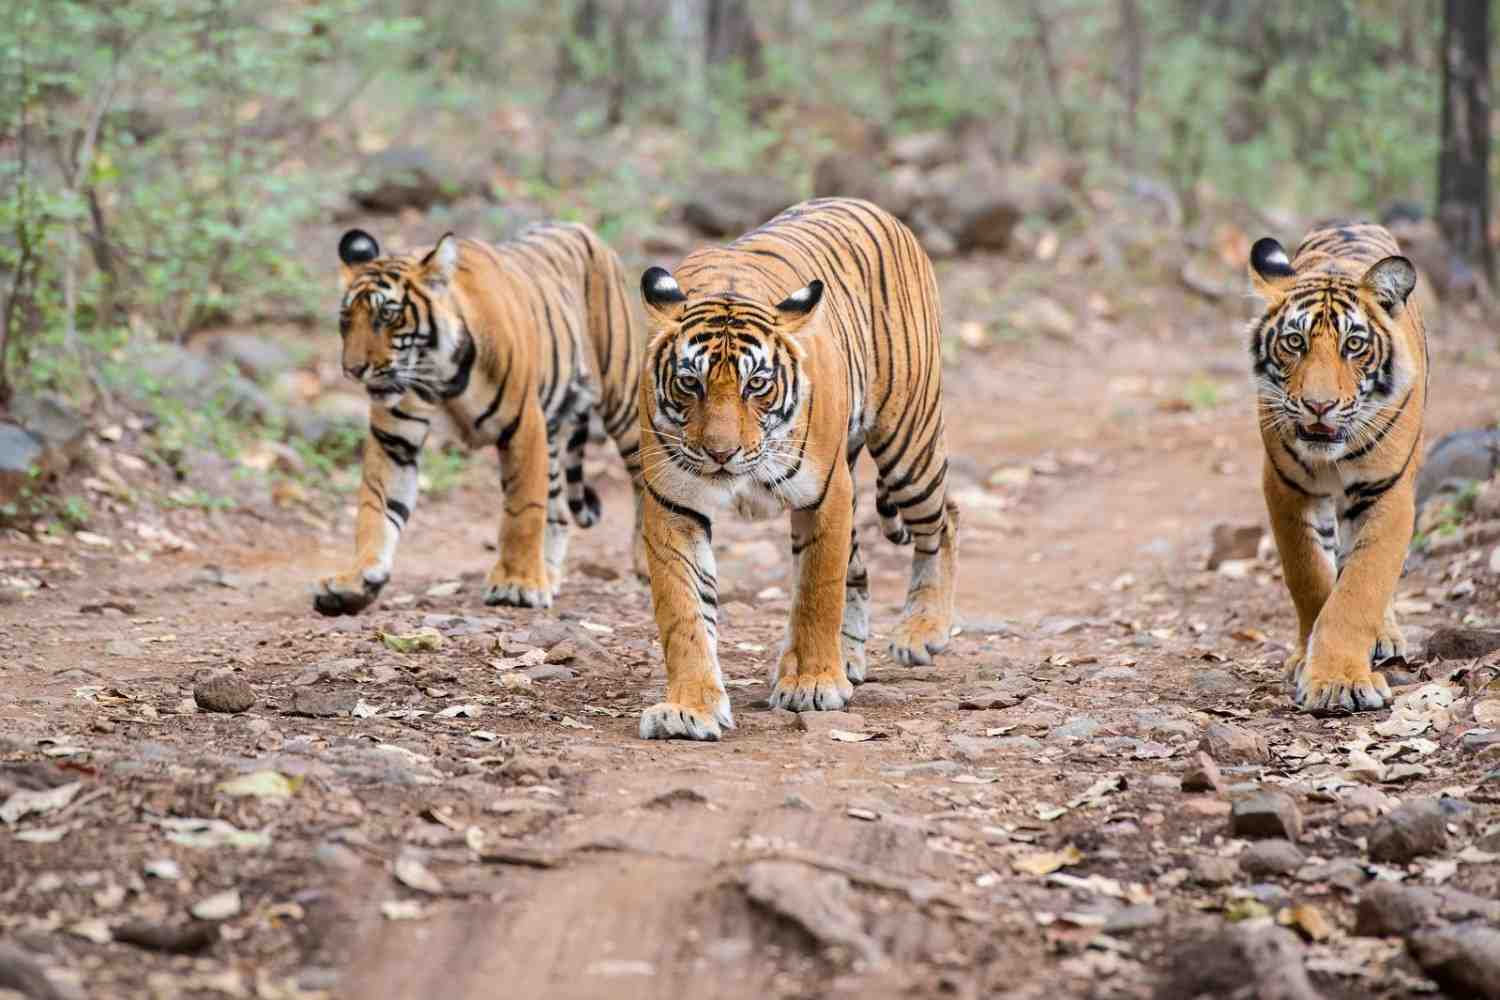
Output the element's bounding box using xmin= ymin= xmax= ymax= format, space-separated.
xmin=829 ymin=729 xmax=884 ymax=742
xmin=217 ymin=771 xmax=301 ymax=799
xmin=1475 ymin=699 xmax=1500 ymax=726
xmin=381 ymin=900 xmax=429 ymax=921
xmin=425 ymin=580 xmax=462 ymax=597
xmin=1278 ymin=903 xmax=1332 ymax=941
xmin=191 ymin=888 xmax=242 ymax=921
xmin=559 ymin=716 xmax=593 ymax=730
xmin=378 ymin=627 xmax=444 ymax=653
xmin=1012 ymin=845 xmax=1084 ymax=876
xmin=0 ymin=781 xmax=83 ymax=824
xmin=436 ymin=704 xmax=478 ymax=719
xmin=394 ymin=856 xmax=444 ymax=894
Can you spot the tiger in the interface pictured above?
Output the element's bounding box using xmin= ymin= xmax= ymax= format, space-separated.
xmin=313 ymin=222 xmax=646 ymax=616
xmin=1248 ymin=223 xmax=1425 ymax=714
xmin=635 ymin=197 xmax=959 ymax=741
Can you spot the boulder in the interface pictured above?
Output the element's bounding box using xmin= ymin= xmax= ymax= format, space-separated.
xmin=680 ymin=171 xmax=799 ymax=238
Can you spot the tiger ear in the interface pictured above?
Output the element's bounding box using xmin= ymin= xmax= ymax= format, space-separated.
xmin=338 ymin=228 xmax=380 ymax=284
xmin=641 ymin=267 xmax=687 ymax=324
xmin=774 ymin=280 xmax=824 ymax=335
xmin=1362 ymin=255 xmax=1417 ymax=314
xmin=1249 ymin=238 xmax=1296 ymax=300
xmin=420 ymin=233 xmax=461 ymax=287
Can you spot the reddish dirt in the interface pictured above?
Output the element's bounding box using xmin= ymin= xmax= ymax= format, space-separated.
xmin=2 ymin=263 xmax=1498 ymax=1000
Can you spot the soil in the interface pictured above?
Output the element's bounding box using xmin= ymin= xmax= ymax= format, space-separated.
xmin=3 ymin=257 xmax=1499 ymax=1000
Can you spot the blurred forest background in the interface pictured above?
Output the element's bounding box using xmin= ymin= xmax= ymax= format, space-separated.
xmin=0 ymin=0 xmax=1494 ymax=528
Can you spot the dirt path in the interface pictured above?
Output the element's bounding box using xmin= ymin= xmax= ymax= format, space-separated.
xmin=3 ymin=273 xmax=1499 ymax=999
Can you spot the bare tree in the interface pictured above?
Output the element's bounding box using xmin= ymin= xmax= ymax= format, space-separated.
xmin=705 ymin=0 xmax=763 ymax=80
xmin=1116 ymin=0 xmax=1143 ymax=168
xmin=1438 ymin=0 xmax=1494 ymax=283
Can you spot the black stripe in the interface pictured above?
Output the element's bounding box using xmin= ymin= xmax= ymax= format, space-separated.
xmin=648 ymin=487 xmax=712 ymax=541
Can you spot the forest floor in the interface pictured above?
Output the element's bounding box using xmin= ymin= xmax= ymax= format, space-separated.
xmin=3 ymin=249 xmax=1500 ymax=1000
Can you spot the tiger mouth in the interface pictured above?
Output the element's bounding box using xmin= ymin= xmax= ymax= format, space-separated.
xmin=1296 ymin=424 xmax=1344 ymax=444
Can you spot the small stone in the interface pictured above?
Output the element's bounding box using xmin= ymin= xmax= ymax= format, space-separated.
xmin=193 ymin=672 xmax=255 ymax=714
xmin=1230 ymin=790 xmax=1303 ymax=841
xmin=1103 ymin=904 xmax=1160 ymax=934
xmin=1353 ymin=883 xmax=1441 ymax=938
xmin=314 ymin=841 xmax=364 ymax=871
xmin=1409 ymin=925 xmax=1500 ymax=999
xmin=1368 ymin=799 xmax=1448 ymax=863
xmin=1207 ymin=522 xmax=1264 ymax=570
xmin=544 ymin=640 xmax=577 ymax=664
xmin=798 ymin=712 xmax=865 ymax=734
xmin=1052 ymin=716 xmax=1100 ymax=741
xmin=1425 ymin=625 xmax=1500 ymax=661
xmin=1200 ymin=723 xmax=1270 ymax=764
xmin=1182 ymin=797 xmax=1232 ymax=818
xmin=853 ymin=684 xmax=910 ymax=706
xmin=1192 ymin=855 xmax=1238 ymax=886
xmin=1181 ymin=751 xmax=1224 ymax=793
xmin=289 ymin=689 xmax=357 ymax=718
xmin=524 ymin=664 xmax=577 ymax=682
xmin=1158 ymin=924 xmax=1323 ymax=1000
xmin=956 ymin=679 xmax=1032 ymax=710
xmin=1239 ymin=840 xmax=1306 ymax=877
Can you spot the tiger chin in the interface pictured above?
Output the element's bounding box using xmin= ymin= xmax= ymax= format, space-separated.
xmin=1248 ymin=223 xmax=1425 ymax=715
xmin=634 ymin=198 xmax=959 ymax=741
xmin=313 ymin=224 xmax=647 ymax=617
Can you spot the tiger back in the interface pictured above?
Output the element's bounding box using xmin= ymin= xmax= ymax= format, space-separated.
xmin=634 ymin=197 xmax=958 ymax=741
xmin=314 ymin=222 xmax=645 ymax=616
xmin=1248 ymin=223 xmax=1425 ymax=714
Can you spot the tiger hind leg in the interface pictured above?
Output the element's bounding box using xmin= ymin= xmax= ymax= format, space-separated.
xmin=889 ymin=496 xmax=958 ymax=666
xmin=563 ymin=409 xmax=602 ymax=528
xmin=544 ymin=442 xmax=571 ymax=597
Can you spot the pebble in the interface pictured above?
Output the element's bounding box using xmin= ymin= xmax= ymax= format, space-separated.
xmin=1181 ymin=751 xmax=1224 ymax=793
xmin=1230 ymin=790 xmax=1303 ymax=841
xmin=948 ymin=734 xmax=1043 ymax=760
xmin=1238 ymin=839 xmax=1305 ymax=877
xmin=1409 ymin=925 xmax=1500 ymax=999
xmin=1353 ymin=883 xmax=1440 ymax=938
xmin=544 ymin=640 xmax=577 ymax=664
xmin=1051 ymin=716 xmax=1100 ymax=741
xmin=1191 ymin=856 xmax=1238 ymax=886
xmin=853 ymin=684 xmax=910 ymax=705
xmin=1368 ymin=799 xmax=1448 ymax=863
xmin=1182 ymin=797 xmax=1232 ymax=818
xmin=193 ymin=672 xmax=255 ymax=714
xmin=1200 ymin=723 xmax=1269 ymax=764
xmin=798 ymin=712 xmax=865 ymax=734
xmin=524 ymin=665 xmax=577 ymax=682
xmin=1158 ymin=924 xmax=1323 ymax=1000
xmin=956 ymin=679 xmax=1033 ymax=710
xmin=289 ymin=689 xmax=356 ymax=718
xmin=1102 ymin=904 xmax=1160 ymax=934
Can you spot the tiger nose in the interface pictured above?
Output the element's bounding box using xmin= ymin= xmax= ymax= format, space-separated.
xmin=704 ymin=445 xmax=739 ymax=465
xmin=1305 ymin=398 xmax=1336 ymax=417
xmin=345 ymin=362 xmax=368 ymax=380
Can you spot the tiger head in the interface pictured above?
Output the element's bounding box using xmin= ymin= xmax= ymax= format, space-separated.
xmin=640 ymin=267 xmax=824 ymax=484
xmin=336 ymin=229 xmax=473 ymax=407
xmin=1248 ymin=238 xmax=1417 ymax=460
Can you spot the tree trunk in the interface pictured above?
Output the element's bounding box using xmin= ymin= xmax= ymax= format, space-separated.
xmin=705 ymin=0 xmax=763 ymax=80
xmin=1116 ymin=0 xmax=1143 ymax=168
xmin=1438 ymin=0 xmax=1494 ymax=283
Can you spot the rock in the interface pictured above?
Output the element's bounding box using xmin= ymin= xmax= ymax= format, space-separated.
xmin=113 ymin=920 xmax=217 ymax=955
xmin=523 ymin=664 xmax=576 ymax=682
xmin=544 ymin=640 xmax=576 ymax=664
xmin=1230 ymin=790 xmax=1303 ymax=841
xmin=948 ymin=734 xmax=1043 ymax=761
xmin=0 ymin=940 xmax=66 ymax=1000
xmin=852 ymin=684 xmax=910 ymax=706
xmin=193 ymin=672 xmax=256 ymax=714
xmin=1103 ymin=904 xmax=1161 ymax=934
xmin=199 ymin=332 xmax=295 ymax=380
xmin=888 ymin=130 xmax=959 ymax=169
xmin=680 ymin=171 xmax=798 ymax=238
xmin=1200 ymin=723 xmax=1270 ymax=764
xmin=1156 ymin=923 xmax=1325 ymax=1000
xmin=1368 ymin=799 xmax=1448 ymax=863
xmin=1425 ymin=625 xmax=1500 ymax=661
xmin=1207 ymin=523 xmax=1264 ymax=570
xmin=956 ymin=679 xmax=1032 ymax=710
xmin=289 ymin=689 xmax=357 ymax=718
xmin=1353 ymin=883 xmax=1441 ymax=938
xmin=0 ymin=422 xmax=47 ymax=505
xmin=1239 ymin=839 xmax=1306 ymax=877
xmin=1191 ymin=856 xmax=1238 ymax=886
xmin=135 ymin=342 xmax=273 ymax=422
xmin=797 ymin=712 xmax=865 ymax=735
xmin=1181 ymin=751 xmax=1225 ymax=793
xmin=351 ymin=146 xmax=467 ymax=214
xmin=1416 ymin=429 xmax=1500 ymax=513
xmin=1408 ymin=925 xmax=1500 ymax=1000
xmin=1051 ymin=716 xmax=1100 ymax=741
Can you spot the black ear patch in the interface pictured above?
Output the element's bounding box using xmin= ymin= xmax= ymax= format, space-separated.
xmin=339 ymin=229 xmax=380 ymax=265
xmin=641 ymin=267 xmax=686 ymax=307
xmin=1363 ymin=255 xmax=1418 ymax=311
xmin=775 ymin=280 xmax=824 ymax=316
xmin=1250 ymin=237 xmax=1295 ymax=281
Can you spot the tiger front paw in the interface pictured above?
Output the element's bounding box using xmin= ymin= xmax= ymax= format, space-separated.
xmin=889 ymin=611 xmax=951 ymax=666
xmin=483 ymin=565 xmax=553 ymax=609
xmin=313 ymin=570 xmax=387 ymax=617
xmin=639 ymin=693 xmax=733 ymax=741
xmin=769 ymin=650 xmax=854 ymax=712
xmin=1289 ymin=648 xmax=1392 ymax=714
